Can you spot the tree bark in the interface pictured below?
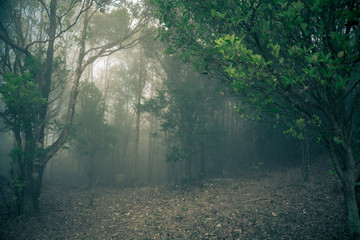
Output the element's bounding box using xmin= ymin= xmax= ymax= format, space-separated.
xmin=342 ymin=175 xmax=360 ymax=239
xmin=329 ymin=141 xmax=360 ymax=239
xmin=301 ymin=130 xmax=310 ymax=183
xmin=20 ymin=0 xmax=57 ymax=215
xmin=147 ymin=115 xmax=155 ymax=183
xmin=88 ymin=153 xmax=96 ymax=189
xmin=133 ymin=105 xmax=140 ymax=181
xmin=200 ymin=143 xmax=206 ymax=177
xmin=3 ymin=0 xmax=149 ymax=216
xmin=133 ymin=57 xmax=147 ymax=182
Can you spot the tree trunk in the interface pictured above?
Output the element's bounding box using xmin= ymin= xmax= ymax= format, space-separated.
xmin=22 ymin=145 xmax=46 ymax=214
xmin=342 ymin=175 xmax=360 ymax=239
xmin=147 ymin=115 xmax=155 ymax=183
xmin=251 ymin=130 xmax=258 ymax=169
xmin=301 ymin=130 xmax=310 ymax=183
xmin=30 ymin=162 xmax=46 ymax=212
xmin=133 ymin=106 xmax=140 ymax=182
xmin=88 ymin=153 xmax=96 ymax=189
xmin=329 ymin=142 xmax=360 ymax=239
xmin=133 ymin=58 xmax=147 ymax=182
xmin=200 ymin=143 xmax=206 ymax=177
xmin=187 ymin=157 xmax=192 ymax=180
xmin=19 ymin=0 xmax=87 ymax=215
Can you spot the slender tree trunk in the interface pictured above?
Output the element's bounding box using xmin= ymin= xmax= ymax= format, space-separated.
xmin=133 ymin=106 xmax=140 ymax=182
xmin=10 ymin=129 xmax=22 ymax=214
xmin=88 ymin=154 xmax=95 ymax=189
xmin=121 ymin=94 xmax=130 ymax=168
xmin=164 ymin=131 xmax=173 ymax=183
xmin=133 ymin=59 xmax=147 ymax=182
xmin=31 ymin=163 xmax=46 ymax=211
xmin=251 ymin=130 xmax=257 ymax=169
xmin=301 ymin=130 xmax=310 ymax=183
xmin=147 ymin=115 xmax=155 ymax=183
xmin=102 ymin=58 xmax=111 ymax=102
xmin=22 ymin=127 xmax=35 ymax=214
xmin=200 ymin=143 xmax=206 ymax=177
xmin=187 ymin=155 xmax=192 ymax=180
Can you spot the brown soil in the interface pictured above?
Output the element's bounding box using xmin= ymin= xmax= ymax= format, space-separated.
xmin=0 ymin=160 xmax=349 ymax=240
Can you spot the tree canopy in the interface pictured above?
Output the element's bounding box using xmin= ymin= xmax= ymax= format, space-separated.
xmin=0 ymin=0 xmax=151 ymax=215
xmin=150 ymin=0 xmax=360 ymax=237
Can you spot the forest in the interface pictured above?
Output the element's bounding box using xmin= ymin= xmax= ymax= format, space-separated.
xmin=0 ymin=0 xmax=359 ymax=239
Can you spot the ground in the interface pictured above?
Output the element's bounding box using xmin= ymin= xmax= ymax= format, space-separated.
xmin=0 ymin=159 xmax=350 ymax=239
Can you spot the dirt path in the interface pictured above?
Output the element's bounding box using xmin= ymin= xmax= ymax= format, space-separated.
xmin=0 ymin=162 xmax=349 ymax=239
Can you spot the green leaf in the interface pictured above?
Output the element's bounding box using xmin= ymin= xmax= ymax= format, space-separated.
xmin=333 ymin=136 xmax=343 ymax=144
xmin=311 ymin=52 xmax=320 ymax=62
xmin=325 ymin=52 xmax=332 ymax=60
xmin=280 ymin=75 xmax=293 ymax=85
xmin=229 ymin=34 xmax=235 ymax=44
xmin=337 ymin=51 xmax=344 ymax=58
xmin=300 ymin=23 xmax=307 ymax=30
xmin=273 ymin=44 xmax=280 ymax=58
xmin=216 ymin=10 xmax=227 ymax=19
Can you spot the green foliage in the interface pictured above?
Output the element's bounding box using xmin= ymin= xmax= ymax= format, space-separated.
xmin=10 ymin=177 xmax=24 ymax=196
xmin=141 ymin=57 xmax=225 ymax=180
xmin=283 ymin=118 xmax=305 ymax=140
xmin=72 ymin=81 xmax=115 ymax=187
xmin=250 ymin=161 xmax=265 ymax=170
xmin=167 ymin=146 xmax=187 ymax=163
xmin=140 ymin=90 xmax=168 ymax=120
xmin=88 ymin=8 xmax=130 ymax=44
xmin=333 ymin=136 xmax=343 ymax=145
xmin=78 ymin=82 xmax=106 ymax=119
xmin=0 ymin=56 xmax=46 ymax=128
xmin=73 ymin=81 xmax=114 ymax=158
xmin=9 ymin=176 xmax=25 ymax=214
xmin=8 ymin=147 xmax=23 ymax=163
xmin=151 ymin=0 xmax=360 ymax=152
xmin=329 ymin=163 xmax=337 ymax=185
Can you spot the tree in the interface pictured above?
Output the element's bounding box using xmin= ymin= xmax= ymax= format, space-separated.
xmin=108 ymin=64 xmax=135 ymax=181
xmin=142 ymin=55 xmax=225 ymax=183
xmin=0 ymin=0 xmax=150 ymax=215
xmin=129 ymin=49 xmax=150 ymax=181
xmin=0 ymin=0 xmax=90 ymax=214
xmin=73 ymin=82 xmax=114 ymax=189
xmin=151 ymin=0 xmax=360 ymax=237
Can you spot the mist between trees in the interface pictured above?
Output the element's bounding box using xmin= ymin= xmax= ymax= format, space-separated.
xmin=0 ymin=0 xmax=359 ymax=238
xmin=41 ymin=48 xmax=306 ymax=188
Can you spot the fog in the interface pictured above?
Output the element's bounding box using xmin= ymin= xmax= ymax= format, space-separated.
xmin=39 ymin=45 xmax=311 ymax=188
xmin=0 ymin=0 xmax=318 ymax=188
xmin=0 ymin=0 xmax=356 ymax=239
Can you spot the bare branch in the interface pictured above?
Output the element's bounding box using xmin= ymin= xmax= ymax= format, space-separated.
xmin=25 ymin=0 xmax=93 ymax=50
xmin=0 ymin=34 xmax=31 ymax=57
xmin=37 ymin=0 xmax=51 ymax=19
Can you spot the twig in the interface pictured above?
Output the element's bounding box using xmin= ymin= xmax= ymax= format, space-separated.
xmin=242 ymin=196 xmax=268 ymax=204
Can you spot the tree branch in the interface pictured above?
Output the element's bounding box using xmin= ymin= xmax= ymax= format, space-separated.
xmin=25 ymin=0 xmax=93 ymax=50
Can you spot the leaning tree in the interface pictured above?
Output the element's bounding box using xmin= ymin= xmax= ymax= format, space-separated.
xmin=0 ymin=0 xmax=150 ymax=215
xmin=150 ymin=0 xmax=360 ymax=237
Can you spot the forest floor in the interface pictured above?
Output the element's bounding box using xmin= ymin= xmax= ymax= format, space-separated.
xmin=0 ymin=158 xmax=350 ymax=240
